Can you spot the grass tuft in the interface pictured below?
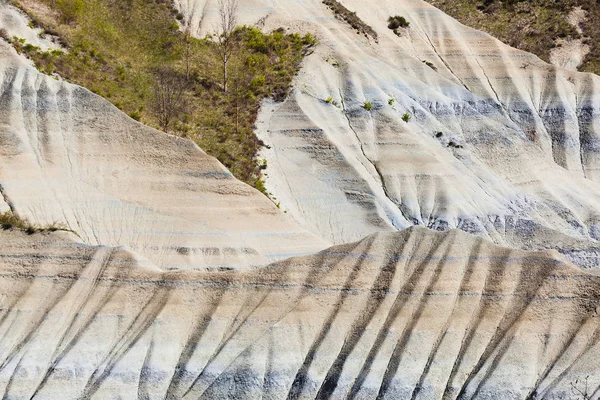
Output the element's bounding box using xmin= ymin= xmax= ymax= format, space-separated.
xmin=0 ymin=211 xmax=70 ymax=234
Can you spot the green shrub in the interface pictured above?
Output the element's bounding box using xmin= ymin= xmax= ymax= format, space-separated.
xmin=402 ymin=112 xmax=411 ymax=122
xmin=388 ymin=15 xmax=410 ymax=30
xmin=56 ymin=0 xmax=85 ymax=24
xmin=254 ymin=178 xmax=267 ymax=194
xmin=250 ymin=75 xmax=266 ymax=89
xmin=388 ymin=98 xmax=395 ymax=105
xmin=363 ymin=101 xmax=373 ymax=111
xmin=326 ymin=96 xmax=333 ymax=103
xmin=129 ymin=110 xmax=142 ymax=121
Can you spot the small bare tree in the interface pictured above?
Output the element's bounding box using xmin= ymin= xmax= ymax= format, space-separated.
xmin=571 ymin=376 xmax=592 ymax=400
xmin=230 ymin=58 xmax=253 ymax=134
xmin=149 ymin=67 xmax=188 ymax=133
xmin=183 ymin=25 xmax=193 ymax=81
xmin=216 ymin=0 xmax=238 ymax=93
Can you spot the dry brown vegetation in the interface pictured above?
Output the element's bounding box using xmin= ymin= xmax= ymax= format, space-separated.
xmin=0 ymin=211 xmax=70 ymax=234
xmin=322 ymin=0 xmax=378 ymax=41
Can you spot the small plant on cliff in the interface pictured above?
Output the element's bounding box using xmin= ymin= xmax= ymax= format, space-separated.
xmin=402 ymin=112 xmax=411 ymax=122
xmin=388 ymin=15 xmax=409 ymax=36
xmin=0 ymin=211 xmax=69 ymax=234
xmin=363 ymin=101 xmax=373 ymax=111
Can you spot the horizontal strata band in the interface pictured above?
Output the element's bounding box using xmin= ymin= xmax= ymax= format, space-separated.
xmin=0 ymin=227 xmax=597 ymax=398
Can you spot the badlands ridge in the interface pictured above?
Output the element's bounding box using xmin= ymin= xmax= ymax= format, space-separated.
xmin=0 ymin=0 xmax=600 ymax=398
xmin=1 ymin=227 xmax=599 ymax=398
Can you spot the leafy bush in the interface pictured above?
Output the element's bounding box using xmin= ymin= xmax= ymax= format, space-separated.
xmin=56 ymin=0 xmax=85 ymax=24
xmin=402 ymin=112 xmax=411 ymax=122
xmin=388 ymin=15 xmax=410 ymax=30
xmin=363 ymin=101 xmax=373 ymax=111
xmin=388 ymin=98 xmax=395 ymax=105
xmin=326 ymin=96 xmax=333 ymax=103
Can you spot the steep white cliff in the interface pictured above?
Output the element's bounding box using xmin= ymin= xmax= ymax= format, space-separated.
xmin=175 ymin=0 xmax=600 ymax=269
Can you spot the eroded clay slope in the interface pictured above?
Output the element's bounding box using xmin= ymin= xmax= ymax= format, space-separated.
xmin=0 ymin=227 xmax=598 ymax=399
xmin=177 ymin=0 xmax=600 ymax=268
xmin=0 ymin=40 xmax=327 ymax=270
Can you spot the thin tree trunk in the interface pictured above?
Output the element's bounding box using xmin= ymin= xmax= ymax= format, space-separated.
xmin=223 ymin=54 xmax=228 ymax=92
xmin=184 ymin=30 xmax=191 ymax=80
xmin=235 ymin=102 xmax=239 ymax=134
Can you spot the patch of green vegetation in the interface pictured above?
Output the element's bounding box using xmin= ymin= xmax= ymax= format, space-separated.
xmin=424 ymin=0 xmax=600 ymax=74
xmin=362 ymin=101 xmax=373 ymax=111
xmin=0 ymin=211 xmax=71 ymax=235
xmin=9 ymin=38 xmax=64 ymax=75
xmin=402 ymin=112 xmax=411 ymax=122
xmin=323 ymin=0 xmax=378 ymax=41
xmin=388 ymin=98 xmax=395 ymax=105
xmin=387 ymin=15 xmax=409 ymax=36
xmin=10 ymin=0 xmax=316 ymax=193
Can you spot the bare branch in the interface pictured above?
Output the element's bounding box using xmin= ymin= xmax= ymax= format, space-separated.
xmin=216 ymin=0 xmax=238 ymax=92
xmin=149 ymin=67 xmax=188 ymax=133
xmin=218 ymin=0 xmax=238 ymax=37
xmin=570 ymin=376 xmax=592 ymax=400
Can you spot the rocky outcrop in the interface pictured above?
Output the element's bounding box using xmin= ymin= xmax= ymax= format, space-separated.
xmin=0 ymin=227 xmax=598 ymax=398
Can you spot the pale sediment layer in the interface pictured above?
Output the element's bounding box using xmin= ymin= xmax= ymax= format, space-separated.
xmin=0 ymin=227 xmax=598 ymax=398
